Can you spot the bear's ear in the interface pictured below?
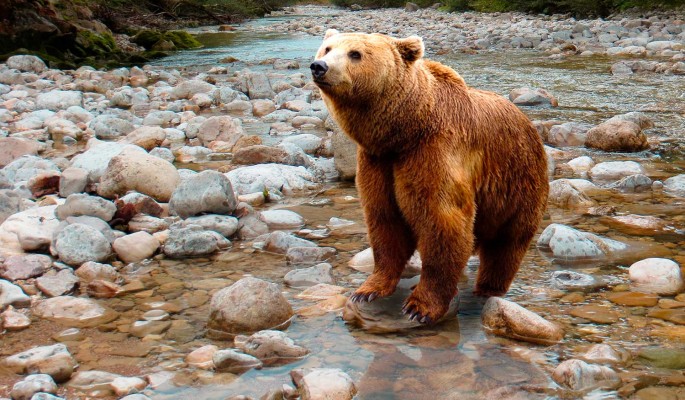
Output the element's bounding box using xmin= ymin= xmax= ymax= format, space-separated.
xmin=396 ymin=36 xmax=424 ymax=62
xmin=324 ymin=29 xmax=340 ymax=40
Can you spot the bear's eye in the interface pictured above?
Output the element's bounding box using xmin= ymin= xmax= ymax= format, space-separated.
xmin=348 ymin=50 xmax=362 ymax=60
xmin=324 ymin=47 xmax=331 ymax=55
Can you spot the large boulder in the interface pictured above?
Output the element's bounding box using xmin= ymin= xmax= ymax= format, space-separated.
xmin=71 ymin=139 xmax=146 ymax=183
xmin=97 ymin=149 xmax=180 ymax=202
xmin=585 ymin=119 xmax=649 ymax=152
xmin=53 ymin=223 xmax=112 ymax=266
xmin=207 ymin=277 xmax=293 ymax=339
xmin=225 ymin=164 xmax=322 ymax=195
xmin=169 ymin=170 xmax=237 ymax=219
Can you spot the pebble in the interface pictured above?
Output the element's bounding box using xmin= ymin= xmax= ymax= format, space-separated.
xmin=481 ymin=297 xmax=564 ymax=345
xmin=263 ymin=231 xmax=317 ymax=254
xmin=66 ymin=370 xmax=121 ymax=397
xmin=163 ymin=225 xmax=231 ymax=258
xmin=580 ymin=344 xmax=629 ymax=365
xmin=36 ymin=269 xmax=79 ymax=297
xmin=285 ymin=246 xmax=337 ymax=265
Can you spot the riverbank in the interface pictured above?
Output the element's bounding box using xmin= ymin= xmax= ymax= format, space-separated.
xmin=0 ymin=6 xmax=685 ymax=400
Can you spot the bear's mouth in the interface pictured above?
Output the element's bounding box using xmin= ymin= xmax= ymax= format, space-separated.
xmin=313 ymin=79 xmax=332 ymax=88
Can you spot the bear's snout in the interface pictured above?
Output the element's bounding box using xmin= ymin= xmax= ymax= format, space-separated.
xmin=310 ymin=60 xmax=329 ymax=79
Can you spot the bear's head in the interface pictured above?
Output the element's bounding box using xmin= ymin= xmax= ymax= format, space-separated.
xmin=310 ymin=29 xmax=424 ymax=103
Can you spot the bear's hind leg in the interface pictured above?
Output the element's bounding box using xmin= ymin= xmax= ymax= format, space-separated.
xmin=351 ymin=151 xmax=417 ymax=303
xmin=474 ymin=221 xmax=537 ymax=297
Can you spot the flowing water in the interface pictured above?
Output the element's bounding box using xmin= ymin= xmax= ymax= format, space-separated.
xmin=3 ymin=7 xmax=685 ymax=400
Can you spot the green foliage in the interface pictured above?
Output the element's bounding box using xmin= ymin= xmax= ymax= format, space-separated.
xmin=329 ymin=0 xmax=436 ymax=8
xmin=132 ymin=30 xmax=202 ymax=50
xmin=443 ymin=0 xmax=685 ymax=16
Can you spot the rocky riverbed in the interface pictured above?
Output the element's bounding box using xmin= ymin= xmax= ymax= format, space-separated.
xmin=0 ymin=5 xmax=685 ymax=400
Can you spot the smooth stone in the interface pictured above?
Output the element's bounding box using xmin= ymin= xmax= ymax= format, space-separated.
xmin=54 ymin=223 xmax=111 ymax=266
xmin=212 ymin=350 xmax=262 ymax=374
xmin=6 ymin=55 xmax=47 ymax=73
xmin=55 ymin=194 xmax=116 ymax=222
xmin=348 ymin=248 xmax=422 ymax=277
xmin=225 ymin=164 xmax=322 ymax=195
xmin=0 ymin=279 xmax=31 ymax=309
xmin=284 ymin=263 xmax=333 ymax=288
xmin=74 ymin=261 xmax=120 ymax=283
xmin=0 ymin=137 xmax=40 ymax=168
xmin=629 ymin=258 xmax=683 ymax=295
xmin=33 ymin=296 xmax=118 ymax=328
xmin=0 ymin=156 xmax=59 ymax=185
xmin=548 ymin=122 xmax=592 ymax=147
xmin=1 ymin=254 xmax=51 ymax=281
xmin=343 ymin=277 xmax=457 ymax=333
xmin=182 ymin=215 xmax=239 ymax=238
xmin=481 ymin=297 xmax=564 ymax=345
xmin=603 ymin=214 xmax=672 ymax=236
xmin=169 ymin=170 xmax=237 ymax=219
xmin=585 ymin=118 xmax=648 ymax=152
xmin=570 ymin=304 xmax=620 ymax=324
xmin=259 ymin=210 xmax=305 ymax=230
xmin=0 ymin=204 xmax=60 ymax=252
xmin=124 ymin=126 xmax=166 ymax=151
xmin=53 ymin=328 xmax=84 ymax=342
xmin=298 ymin=368 xmax=357 ymax=400
xmin=207 ymin=277 xmax=293 ymax=339
xmin=1 ymin=306 xmax=31 ymax=330
xmin=142 ymin=309 xmax=169 ymax=321
xmin=4 ymin=344 xmax=77 ymax=383
xmin=664 ymin=174 xmax=685 ymax=197
xmin=567 ymin=156 xmax=594 ymax=176
xmin=66 ymin=370 xmax=121 ymax=396
xmin=88 ymin=115 xmax=135 ymax=140
xmin=130 ymin=320 xmax=171 ymax=338
xmin=10 ymin=374 xmax=57 ymax=400
xmin=589 ymin=161 xmax=645 ymax=183
xmin=162 ymin=225 xmax=231 ymax=258
xmin=127 ymin=215 xmax=169 ymax=234
xmin=185 ymin=345 xmax=218 ymax=369
xmin=110 ymin=377 xmax=147 ymax=397
xmin=234 ymin=330 xmax=309 ymax=365
xmin=552 ymin=359 xmax=621 ymax=391
xmin=197 ymin=116 xmax=244 ymax=148
xmin=646 ymin=308 xmax=685 ymax=325
xmin=285 ymin=247 xmax=336 ymax=265
xmin=509 ymin=87 xmax=558 ymax=107
xmin=58 ymin=167 xmax=88 ymax=198
xmin=606 ymin=291 xmax=659 ymax=307
xmin=263 ymin=231 xmax=316 ymax=254
xmin=296 ymin=283 xmax=347 ymax=300
xmin=36 ymin=269 xmax=79 ymax=297
xmin=548 ymin=179 xmax=596 ymax=209
xmin=36 ymin=91 xmax=82 ymax=111
xmin=112 ymin=232 xmax=159 ymax=264
xmin=115 ymin=192 xmax=163 ymax=218
xmin=537 ymin=223 xmax=626 ymax=261
xmin=637 ymin=347 xmax=685 ymax=369
xmin=580 ymin=344 xmax=629 ymax=365
xmin=610 ymin=174 xmax=653 ymax=193
xmin=70 ymin=139 xmax=146 ymax=183
xmin=550 ymin=270 xmax=605 ymax=292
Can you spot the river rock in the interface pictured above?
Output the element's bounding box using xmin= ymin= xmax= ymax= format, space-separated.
xmin=115 ymin=192 xmax=163 ymax=219
xmin=66 ymin=370 xmax=121 ymax=397
xmin=7 ymin=55 xmax=47 ymax=73
xmin=259 ymin=209 xmax=305 ymax=230
xmin=548 ymin=122 xmax=592 ymax=147
xmin=212 ymin=349 xmax=263 ymax=374
xmin=329 ymin=117 xmax=357 ymax=181
xmin=509 ymin=87 xmax=558 ymax=107
xmin=297 ymin=368 xmax=357 ymax=400
xmin=0 ymin=137 xmax=41 ymax=168
xmin=45 ymin=118 xmax=82 ymax=140
xmin=33 ymin=296 xmax=118 ymax=328
xmin=97 ymin=148 xmax=180 ymax=202
xmin=548 ymin=179 xmax=596 ymax=208
xmin=282 ymin=134 xmax=322 ymax=154
xmin=124 ymin=126 xmax=166 ymax=150
xmin=585 ymin=118 xmax=649 ymax=152
xmin=550 ymin=270 xmax=605 ymax=292
xmin=602 ymin=214 xmax=670 ymax=236
xmin=0 ymin=205 xmax=60 ymax=252
xmin=580 ymin=344 xmax=629 ymax=365
xmin=244 ymin=72 xmax=275 ymax=100
xmin=0 ymin=279 xmax=31 ymax=309
xmin=163 ymin=225 xmax=230 ymax=258
xmin=589 ymin=161 xmax=645 ymax=183
xmin=637 ymin=347 xmax=685 ymax=369
xmin=71 ymin=139 xmax=146 ymax=183
xmin=0 ymin=189 xmax=29 ymax=225
xmin=36 ymin=91 xmax=82 ymax=111
xmin=74 ymin=261 xmax=120 ymax=283
xmin=110 ymin=377 xmax=147 ymax=397
xmin=551 ymin=359 xmax=621 ymax=391
xmin=629 ymin=258 xmax=683 ymax=295
xmin=58 ymin=167 xmax=88 ymax=197
xmin=171 ymin=79 xmax=215 ymax=100
xmin=182 ymin=215 xmax=239 ymax=238
xmin=89 ymin=115 xmax=135 ymax=139
xmin=112 ymin=231 xmax=159 ymax=264
xmin=0 ymin=254 xmax=51 ymax=281
xmin=226 ymin=164 xmax=322 ymax=195
xmin=348 ymin=248 xmax=423 ymax=277
xmin=54 ymin=223 xmax=111 ymax=266
xmin=251 ymin=99 xmax=276 ymax=117
xmin=197 ymin=116 xmax=244 ymax=147
xmin=0 ymin=156 xmax=59 ymax=185
xmin=169 ymin=170 xmax=237 ymax=219
xmin=284 ymin=263 xmax=333 ymax=288
xmin=4 ymin=344 xmax=77 ymax=383
xmin=610 ymin=174 xmax=652 ymax=192
xmin=570 ymin=304 xmax=620 ymax=324
xmin=36 ymin=269 xmax=79 ymax=297
xmin=1 ymin=306 xmax=31 ymax=330
xmin=130 ymin=320 xmax=171 ymax=337
xmin=263 ymin=231 xmax=317 ymax=254
xmin=207 ymin=277 xmax=293 ymax=339
xmin=481 ymin=297 xmax=564 ymax=345
xmin=10 ymin=374 xmax=57 ymax=400
xmin=537 ymin=223 xmax=626 ymax=261
xmin=605 ymin=291 xmax=659 ymax=307
xmin=285 ymin=247 xmax=337 ymax=265
xmin=186 ymin=345 xmax=218 ymax=369
xmin=55 ymin=194 xmax=116 ymax=222
xmin=232 ymin=145 xmax=294 ymax=166
xmin=664 ymin=174 xmax=685 ymax=197
xmin=234 ymin=330 xmax=308 ymax=365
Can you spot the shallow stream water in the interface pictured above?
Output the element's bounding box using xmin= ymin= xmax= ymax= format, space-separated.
xmin=3 ymin=7 xmax=685 ymax=400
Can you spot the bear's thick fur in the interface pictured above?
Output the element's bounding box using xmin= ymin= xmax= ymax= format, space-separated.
xmin=312 ymin=30 xmax=549 ymax=323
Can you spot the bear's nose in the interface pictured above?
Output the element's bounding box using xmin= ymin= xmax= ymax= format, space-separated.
xmin=310 ymin=60 xmax=329 ymax=79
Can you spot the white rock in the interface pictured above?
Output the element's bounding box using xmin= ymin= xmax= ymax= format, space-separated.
xmin=10 ymin=374 xmax=57 ymax=400
xmin=36 ymin=91 xmax=83 ymax=111
xmin=212 ymin=349 xmax=262 ymax=374
xmin=55 ymin=194 xmax=117 ymax=222
xmin=7 ymin=55 xmax=47 ymax=73
xmin=284 ymin=263 xmax=333 ymax=288
xmin=348 ymin=248 xmax=422 ymax=277
xmin=197 ymin=116 xmax=244 ymax=147
xmin=0 ymin=205 xmax=60 ymax=252
xmin=259 ymin=209 xmax=305 ymax=230
xmin=110 ymin=377 xmax=147 ymax=397
xmin=567 ymin=156 xmax=594 ymax=176
xmin=169 ymin=170 xmax=237 ymax=219
xmin=4 ymin=344 xmax=77 ymax=383
xmin=537 ymin=223 xmax=626 ymax=261
xmin=182 ymin=215 xmax=239 ymax=238
xmin=112 ymin=232 xmax=160 ymax=264
xmin=552 ymin=359 xmax=621 ymax=391
xmin=282 ymin=134 xmax=322 ymax=154
xmin=629 ymin=258 xmax=683 ymax=295
xmin=71 ymin=139 xmax=146 ymax=183
xmin=58 ymin=167 xmax=88 ymax=197
xmin=234 ymin=330 xmax=308 ymax=364
xmin=589 ymin=161 xmax=645 ymax=183
xmin=299 ymin=368 xmax=357 ymax=400
xmin=33 ymin=295 xmax=118 ymax=328
xmin=226 ymin=164 xmax=322 ymax=195
xmin=664 ymin=174 xmax=685 ymax=197
xmin=0 ymin=279 xmax=31 ymax=309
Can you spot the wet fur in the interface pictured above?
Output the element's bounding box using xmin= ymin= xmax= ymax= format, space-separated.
xmin=315 ymin=31 xmax=549 ymax=323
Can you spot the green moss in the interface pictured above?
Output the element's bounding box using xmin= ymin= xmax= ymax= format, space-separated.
xmin=76 ymin=30 xmax=117 ymax=55
xmin=132 ymin=29 xmax=201 ymax=51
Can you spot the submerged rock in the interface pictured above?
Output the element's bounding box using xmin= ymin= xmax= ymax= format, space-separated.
xmin=226 ymin=164 xmax=322 ymax=195
xmin=33 ymin=296 xmax=118 ymax=328
xmin=552 ymin=359 xmax=621 ymax=391
xmin=212 ymin=349 xmax=262 ymax=374
xmin=481 ymin=297 xmax=564 ymax=345
xmin=297 ymin=368 xmax=357 ymax=400
xmin=234 ymin=330 xmax=309 ymax=365
xmin=537 ymin=223 xmax=626 ymax=261
xmin=163 ymin=225 xmax=230 ymax=258
xmin=550 ymin=270 xmax=605 ymax=292
xmin=348 ymin=248 xmax=422 ymax=277
xmin=207 ymin=277 xmax=293 ymax=339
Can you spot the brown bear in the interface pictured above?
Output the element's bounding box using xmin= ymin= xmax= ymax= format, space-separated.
xmin=311 ymin=29 xmax=549 ymax=324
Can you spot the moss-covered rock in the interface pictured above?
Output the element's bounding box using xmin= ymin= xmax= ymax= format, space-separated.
xmin=132 ymin=30 xmax=201 ymax=51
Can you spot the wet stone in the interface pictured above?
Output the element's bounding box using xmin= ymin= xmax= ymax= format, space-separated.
xmin=637 ymin=347 xmax=685 ymax=369
xmin=129 ymin=320 xmax=171 ymax=337
xmin=74 ymin=261 xmax=120 ymax=283
xmin=259 ymin=210 xmax=305 ymax=230
xmin=234 ymin=330 xmax=309 ymax=366
xmin=10 ymin=374 xmax=57 ymax=400
xmin=580 ymin=344 xmax=630 ymax=365
xmin=1 ymin=306 xmax=31 ymax=330
xmin=212 ymin=349 xmax=262 ymax=374
xmin=348 ymin=248 xmax=422 ymax=277
xmin=0 ymin=254 xmax=51 ymax=281
xmin=163 ymin=225 xmax=231 ymax=258
xmin=550 ymin=270 xmax=605 ymax=292
xmin=605 ymin=291 xmax=659 ymax=307
xmin=646 ymin=308 xmax=685 ymax=325
xmin=110 ymin=376 xmax=147 ymax=397
xmin=285 ymin=246 xmax=336 ymax=265
xmin=629 ymin=258 xmax=684 ymax=295
xmin=570 ymin=305 xmax=620 ymax=324
xmin=296 ymin=283 xmax=347 ymax=300
xmin=169 ymin=170 xmax=237 ymax=219
xmin=343 ymin=277 xmax=458 ymax=333
xmin=552 ymin=359 xmax=621 ymax=391
xmin=481 ymin=297 xmax=564 ymax=345
xmin=186 ymin=345 xmax=218 ymax=369
xmin=4 ymin=344 xmax=77 ymax=383
xmin=66 ymin=370 xmax=121 ymax=397
xmin=284 ymin=263 xmax=334 ymax=288
xmin=297 ymin=368 xmax=357 ymax=400
xmin=263 ymin=231 xmax=317 ymax=254
xmin=33 ymin=296 xmax=119 ymax=328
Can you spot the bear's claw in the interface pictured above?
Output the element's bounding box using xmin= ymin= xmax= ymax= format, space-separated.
xmin=350 ymin=292 xmax=379 ymax=303
xmin=401 ymin=302 xmax=432 ymax=324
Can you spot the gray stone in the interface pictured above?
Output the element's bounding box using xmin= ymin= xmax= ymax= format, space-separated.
xmin=0 ymin=205 xmax=60 ymax=251
xmin=259 ymin=210 xmax=305 ymax=230
xmin=330 ymin=119 xmax=357 ymax=181
xmin=284 ymin=263 xmax=333 ymax=288
xmin=548 ymin=122 xmax=592 ymax=147
xmin=36 ymin=91 xmax=83 ymax=111
xmin=0 ymin=189 xmax=29 ymax=224
xmin=226 ymin=164 xmax=322 ymax=195
xmin=10 ymin=374 xmax=57 ymax=400
xmin=7 ymin=55 xmax=47 ymax=73
xmin=70 ymin=139 xmax=146 ymax=183
xmin=163 ymin=225 xmax=231 ymax=258
xmin=234 ymin=330 xmax=308 ymax=365
xmin=169 ymin=170 xmax=237 ymax=219
xmin=610 ymin=174 xmax=652 ymax=192
xmin=552 ymin=359 xmax=620 ymax=391
xmin=537 ymin=223 xmax=626 ymax=261
xmin=4 ymin=344 xmax=77 ymax=383
xmin=74 ymin=261 xmax=120 ymax=283
xmin=664 ymin=174 xmax=685 ymax=197
xmin=550 ymin=270 xmax=604 ymax=292
xmin=0 ymin=156 xmax=59 ymax=185
xmin=54 ymin=223 xmax=112 ymax=266
xmin=58 ymin=167 xmax=88 ymax=197
xmin=182 ymin=215 xmax=239 ymax=238
xmin=509 ymin=87 xmax=558 ymax=107
xmin=590 ymin=161 xmax=645 ymax=183
xmin=88 ymin=115 xmax=134 ymax=139
xmin=66 ymin=370 xmax=121 ymax=397
xmin=0 ymin=254 xmax=51 ymax=281
xmin=285 ymin=247 xmax=336 ymax=265
xmin=0 ymin=279 xmax=31 ymax=309
xmin=55 ymin=194 xmax=117 ymax=222
xmin=197 ymin=116 xmax=244 ymax=147
xmin=207 ymin=277 xmax=293 ymax=339
xmin=171 ymin=80 xmax=216 ymax=100
xmin=36 ymin=269 xmax=79 ymax=297
xmin=212 ymin=349 xmax=262 ymax=374
xmin=244 ymin=72 xmax=275 ymax=100
xmin=298 ymin=368 xmax=357 ymax=400
xmin=263 ymin=231 xmax=317 ymax=254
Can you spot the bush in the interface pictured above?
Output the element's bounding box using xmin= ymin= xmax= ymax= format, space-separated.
xmin=330 ymin=0 xmax=435 ymax=8
xmin=443 ymin=0 xmax=685 ymax=16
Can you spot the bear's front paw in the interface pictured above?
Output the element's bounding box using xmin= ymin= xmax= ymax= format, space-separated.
xmin=401 ymin=289 xmax=451 ymax=325
xmin=350 ymin=274 xmax=399 ymax=303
